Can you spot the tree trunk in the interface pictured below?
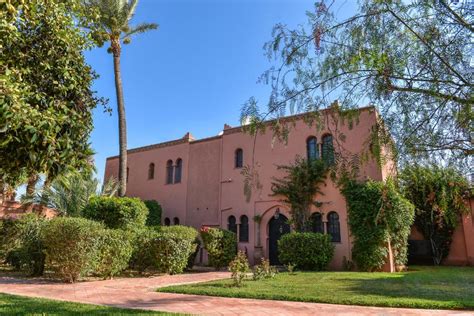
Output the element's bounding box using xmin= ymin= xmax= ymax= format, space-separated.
xmin=112 ymin=38 xmax=127 ymax=197
xmin=25 ymin=174 xmax=39 ymax=211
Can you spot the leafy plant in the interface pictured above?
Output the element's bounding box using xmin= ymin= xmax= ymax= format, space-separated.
xmin=144 ymin=200 xmax=162 ymax=226
xmin=252 ymin=258 xmax=277 ymax=281
xmin=228 ymin=250 xmax=250 ymax=287
xmin=200 ymin=227 xmax=237 ymax=270
xmin=399 ymin=165 xmax=470 ymax=265
xmin=284 ymin=263 xmax=296 ymax=274
xmin=160 ymin=225 xmax=200 ymax=270
xmin=94 ymin=229 xmax=133 ymax=279
xmin=271 ymin=157 xmax=328 ymax=232
xmin=82 ymin=196 xmax=148 ymax=230
xmin=278 ymin=232 xmax=334 ymax=271
xmin=342 ymin=179 xmax=415 ymax=271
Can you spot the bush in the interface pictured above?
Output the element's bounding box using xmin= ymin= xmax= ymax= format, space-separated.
xmin=0 ymin=214 xmax=46 ymax=276
xmin=128 ymin=226 xmax=161 ymax=273
xmin=161 ymin=225 xmax=200 ymax=270
xmin=42 ymin=217 xmax=103 ymax=282
xmin=95 ymin=229 xmax=134 ymax=279
xmin=278 ymin=232 xmax=334 ymax=271
xmin=252 ymin=257 xmax=277 ymax=280
xmin=144 ymin=200 xmax=162 ymax=226
xmin=229 ymin=250 xmax=249 ymax=287
xmin=147 ymin=232 xmax=195 ymax=274
xmin=200 ymin=227 xmax=237 ymax=270
xmin=83 ymin=196 xmax=148 ymax=230
xmin=342 ymin=179 xmax=415 ymax=271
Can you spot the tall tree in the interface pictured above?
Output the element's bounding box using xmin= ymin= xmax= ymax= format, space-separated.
xmin=242 ymin=0 xmax=473 ymax=169
xmin=84 ymin=0 xmax=158 ymax=196
xmin=0 ymin=0 xmax=104 ymax=188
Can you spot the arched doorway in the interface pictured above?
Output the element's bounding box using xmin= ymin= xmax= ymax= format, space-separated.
xmin=268 ymin=213 xmax=290 ymax=265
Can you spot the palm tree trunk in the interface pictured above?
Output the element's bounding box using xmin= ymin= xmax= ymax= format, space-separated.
xmin=25 ymin=174 xmax=39 ymax=211
xmin=112 ymin=38 xmax=127 ymax=197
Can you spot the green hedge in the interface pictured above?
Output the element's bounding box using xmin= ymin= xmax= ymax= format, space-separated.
xmin=82 ymin=196 xmax=148 ymax=230
xmin=201 ymin=227 xmax=237 ymax=270
xmin=42 ymin=217 xmax=104 ymax=282
xmin=94 ymin=229 xmax=134 ymax=279
xmin=278 ymin=232 xmax=334 ymax=271
xmin=128 ymin=227 xmax=161 ymax=273
xmin=148 ymin=233 xmax=195 ymax=274
xmin=161 ymin=225 xmax=200 ymax=270
xmin=144 ymin=200 xmax=162 ymax=226
xmin=0 ymin=214 xmax=46 ymax=276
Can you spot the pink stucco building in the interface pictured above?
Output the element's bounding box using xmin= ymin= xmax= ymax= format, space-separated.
xmin=104 ymin=106 xmax=394 ymax=269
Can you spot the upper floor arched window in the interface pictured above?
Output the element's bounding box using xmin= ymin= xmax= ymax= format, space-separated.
xmin=322 ymin=134 xmax=335 ymax=165
xmin=166 ymin=160 xmax=173 ymax=184
xmin=310 ymin=212 xmax=324 ymax=234
xmin=148 ymin=163 xmax=155 ymax=180
xmin=174 ymin=158 xmax=182 ymax=183
xmin=327 ymin=211 xmax=341 ymax=242
xmin=235 ymin=148 xmax=243 ymax=168
xmin=228 ymin=215 xmax=237 ymax=234
xmin=306 ymin=136 xmax=319 ymax=161
xmin=239 ymin=215 xmax=249 ymax=242
xmin=173 ymin=217 xmax=180 ymax=225
xmin=164 ymin=217 xmax=171 ymax=226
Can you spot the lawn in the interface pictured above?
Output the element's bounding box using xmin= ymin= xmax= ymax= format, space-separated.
xmin=158 ymin=266 xmax=474 ymax=310
xmin=0 ymin=293 xmax=180 ymax=315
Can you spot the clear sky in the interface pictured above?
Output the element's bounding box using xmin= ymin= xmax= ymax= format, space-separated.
xmin=86 ymin=0 xmax=356 ymax=183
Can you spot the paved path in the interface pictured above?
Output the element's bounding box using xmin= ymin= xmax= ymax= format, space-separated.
xmin=0 ymin=272 xmax=472 ymax=315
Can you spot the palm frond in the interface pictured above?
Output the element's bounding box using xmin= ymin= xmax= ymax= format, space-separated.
xmin=123 ymin=22 xmax=158 ymax=38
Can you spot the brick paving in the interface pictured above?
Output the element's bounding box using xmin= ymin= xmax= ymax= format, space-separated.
xmin=0 ymin=272 xmax=472 ymax=315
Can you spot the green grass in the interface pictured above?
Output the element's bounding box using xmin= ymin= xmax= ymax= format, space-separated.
xmin=158 ymin=266 xmax=474 ymax=310
xmin=0 ymin=293 xmax=180 ymax=315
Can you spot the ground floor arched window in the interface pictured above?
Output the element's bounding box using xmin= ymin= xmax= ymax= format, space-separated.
xmin=327 ymin=212 xmax=341 ymax=242
xmin=173 ymin=217 xmax=180 ymax=225
xmin=164 ymin=217 xmax=171 ymax=226
xmin=239 ymin=215 xmax=249 ymax=242
xmin=310 ymin=212 xmax=324 ymax=233
xmin=228 ymin=215 xmax=237 ymax=234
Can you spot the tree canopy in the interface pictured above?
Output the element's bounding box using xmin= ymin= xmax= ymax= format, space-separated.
xmin=241 ymin=0 xmax=473 ymax=168
xmin=0 ymin=0 xmax=105 ymax=186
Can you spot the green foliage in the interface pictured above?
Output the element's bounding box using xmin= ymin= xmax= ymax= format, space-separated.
xmin=147 ymin=232 xmax=195 ymax=275
xmin=0 ymin=214 xmax=46 ymax=276
xmin=0 ymin=0 xmax=104 ymax=186
xmin=400 ymin=165 xmax=470 ymax=265
xmin=128 ymin=226 xmax=161 ymax=273
xmin=144 ymin=200 xmax=162 ymax=226
xmin=241 ymin=1 xmax=472 ymax=167
xmin=42 ymin=217 xmax=104 ymax=282
xmin=271 ymin=157 xmax=328 ymax=232
xmin=278 ymin=232 xmax=334 ymax=271
xmin=94 ymin=229 xmax=133 ymax=279
xmin=160 ymin=225 xmax=200 ymax=270
xmin=342 ymin=179 xmax=415 ymax=271
xmin=228 ymin=251 xmax=250 ymax=287
xmin=252 ymin=258 xmax=277 ymax=280
xmin=83 ymin=196 xmax=148 ymax=230
xmin=200 ymin=227 xmax=237 ymax=270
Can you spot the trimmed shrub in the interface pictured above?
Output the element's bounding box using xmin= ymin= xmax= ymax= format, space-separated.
xmin=42 ymin=217 xmax=103 ymax=282
xmin=144 ymin=200 xmax=162 ymax=226
xmin=0 ymin=214 xmax=46 ymax=276
xmin=95 ymin=229 xmax=134 ymax=279
xmin=200 ymin=227 xmax=237 ymax=270
xmin=128 ymin=226 xmax=161 ymax=273
xmin=148 ymin=232 xmax=195 ymax=274
xmin=278 ymin=232 xmax=334 ymax=271
xmin=83 ymin=196 xmax=148 ymax=230
xmin=161 ymin=225 xmax=200 ymax=269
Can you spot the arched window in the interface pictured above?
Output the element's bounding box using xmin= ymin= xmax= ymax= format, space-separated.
xmin=173 ymin=217 xmax=180 ymax=225
xmin=322 ymin=134 xmax=335 ymax=165
xmin=327 ymin=212 xmax=341 ymax=242
xmin=227 ymin=215 xmax=237 ymax=234
xmin=166 ymin=160 xmax=173 ymax=184
xmin=148 ymin=163 xmax=155 ymax=180
xmin=164 ymin=217 xmax=171 ymax=226
xmin=310 ymin=212 xmax=324 ymax=234
xmin=306 ymin=136 xmax=319 ymax=161
xmin=239 ymin=215 xmax=249 ymax=242
xmin=235 ymin=148 xmax=243 ymax=168
xmin=174 ymin=158 xmax=182 ymax=183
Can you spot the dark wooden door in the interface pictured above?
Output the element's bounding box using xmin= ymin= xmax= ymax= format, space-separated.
xmin=268 ymin=214 xmax=290 ymax=265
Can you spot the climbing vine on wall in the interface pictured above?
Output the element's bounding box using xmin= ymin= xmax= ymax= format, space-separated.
xmin=341 ymin=179 xmax=415 ymax=271
xmin=399 ymin=165 xmax=471 ymax=265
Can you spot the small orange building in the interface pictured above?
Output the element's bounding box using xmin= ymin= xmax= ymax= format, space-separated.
xmin=105 ymin=106 xmax=394 ymax=269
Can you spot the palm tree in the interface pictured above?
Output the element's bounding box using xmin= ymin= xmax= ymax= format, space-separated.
xmin=85 ymin=0 xmax=158 ymax=196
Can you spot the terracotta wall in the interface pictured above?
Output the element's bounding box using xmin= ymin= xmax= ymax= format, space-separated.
xmin=104 ymin=107 xmax=390 ymax=269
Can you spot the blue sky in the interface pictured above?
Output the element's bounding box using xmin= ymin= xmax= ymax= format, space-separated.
xmin=86 ymin=0 xmax=356 ymax=182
